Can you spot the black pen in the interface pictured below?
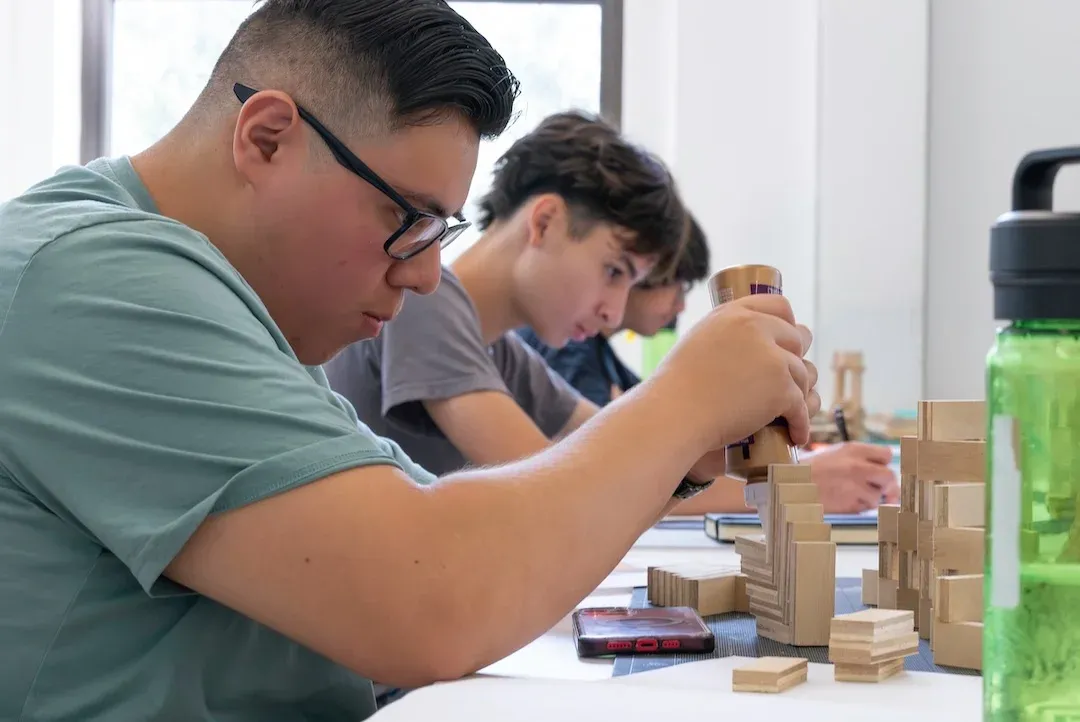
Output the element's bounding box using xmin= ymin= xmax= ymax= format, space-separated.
xmin=834 ymin=407 xmax=850 ymax=442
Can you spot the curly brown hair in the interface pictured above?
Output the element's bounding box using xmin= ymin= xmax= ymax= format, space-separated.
xmin=476 ymin=111 xmax=686 ymax=273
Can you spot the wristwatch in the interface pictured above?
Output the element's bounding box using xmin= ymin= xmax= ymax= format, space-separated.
xmin=671 ymin=472 xmax=715 ymax=500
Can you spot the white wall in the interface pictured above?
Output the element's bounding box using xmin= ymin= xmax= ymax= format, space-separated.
xmin=815 ymin=0 xmax=928 ymax=415
xmin=925 ymin=0 xmax=1080 ymax=399
xmin=622 ymin=0 xmax=928 ymax=415
xmin=0 ymin=0 xmax=82 ymax=201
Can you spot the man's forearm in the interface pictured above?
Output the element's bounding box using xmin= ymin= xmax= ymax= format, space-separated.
xmin=421 ymin=385 xmax=703 ymax=675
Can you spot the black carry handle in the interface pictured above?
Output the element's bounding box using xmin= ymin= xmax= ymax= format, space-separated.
xmin=1013 ymin=146 xmax=1080 ymax=212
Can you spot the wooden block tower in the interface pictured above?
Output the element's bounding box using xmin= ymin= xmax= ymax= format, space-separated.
xmin=828 ymin=608 xmax=919 ymax=682
xmin=832 ymin=351 xmax=866 ymax=439
xmin=862 ymin=399 xmax=985 ymax=671
xmin=734 ymin=464 xmax=836 ymax=646
xmin=647 ymin=465 xmax=836 ymax=648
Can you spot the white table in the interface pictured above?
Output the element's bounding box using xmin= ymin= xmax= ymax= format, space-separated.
xmin=478 ymin=524 xmax=879 ymax=680
xmin=376 ymin=526 xmax=979 ymax=721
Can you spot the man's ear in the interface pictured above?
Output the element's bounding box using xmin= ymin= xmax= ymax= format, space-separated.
xmin=232 ymin=89 xmax=305 ymax=182
xmin=524 ymin=193 xmax=569 ymax=248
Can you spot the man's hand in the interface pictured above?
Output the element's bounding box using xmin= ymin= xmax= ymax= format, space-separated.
xmin=804 ymin=442 xmax=899 ymax=513
xmin=648 ymin=294 xmax=820 ymax=455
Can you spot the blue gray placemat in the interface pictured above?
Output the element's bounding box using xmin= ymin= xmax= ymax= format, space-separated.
xmin=610 ymin=577 xmax=980 ymax=677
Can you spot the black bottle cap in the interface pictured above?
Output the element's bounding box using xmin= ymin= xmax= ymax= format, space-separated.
xmin=991 ymin=146 xmax=1080 ymax=320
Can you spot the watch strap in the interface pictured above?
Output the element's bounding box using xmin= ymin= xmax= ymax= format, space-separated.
xmin=671 ymin=474 xmax=715 ymax=500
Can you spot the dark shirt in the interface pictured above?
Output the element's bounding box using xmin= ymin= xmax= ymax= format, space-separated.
xmin=515 ymin=328 xmax=641 ymax=408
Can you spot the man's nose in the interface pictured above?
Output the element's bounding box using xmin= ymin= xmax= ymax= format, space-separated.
xmin=393 ymin=243 xmax=443 ymax=295
xmin=601 ymin=291 xmax=629 ymax=329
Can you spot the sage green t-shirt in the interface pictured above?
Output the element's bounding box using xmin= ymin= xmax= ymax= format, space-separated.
xmin=0 ymin=157 xmax=436 ymax=721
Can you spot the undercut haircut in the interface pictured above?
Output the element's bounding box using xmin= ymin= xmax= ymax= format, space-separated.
xmin=476 ymin=111 xmax=687 ymax=273
xmin=641 ymin=213 xmax=711 ymax=288
xmin=197 ymin=0 xmax=520 ymax=139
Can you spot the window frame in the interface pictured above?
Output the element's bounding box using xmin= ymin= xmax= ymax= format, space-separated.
xmin=79 ymin=0 xmax=623 ymax=164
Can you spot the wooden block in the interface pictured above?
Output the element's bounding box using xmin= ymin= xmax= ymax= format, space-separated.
xmin=830 ymin=608 xmax=914 ymax=640
xmin=733 ymin=574 xmax=749 ymax=613
xmin=878 ymin=578 xmax=898 ymax=609
xmin=934 ymin=483 xmax=985 ymax=528
xmin=734 ymin=534 xmax=767 ymax=562
xmin=770 ymin=463 xmax=814 ymax=484
xmin=647 ymin=562 xmax=739 ymax=608
xmin=900 ymin=435 xmax=918 ymax=476
xmin=878 ymin=504 xmax=900 ymax=543
xmin=732 ymin=657 xmax=808 ymax=693
xmin=791 ymin=541 xmax=835 ymax=646
xmin=899 ymin=550 xmax=918 ymax=590
xmin=919 ymin=558 xmax=934 ymax=601
xmin=878 ymin=542 xmax=899 ymax=580
xmin=898 ymin=512 xmax=919 ymax=551
xmin=933 ymin=527 xmax=984 ymax=574
xmin=862 ymin=568 xmax=878 ymax=606
xmin=918 ymin=479 xmax=936 ymax=520
xmin=789 ymin=521 xmax=831 ymax=544
xmin=901 ymin=475 xmax=917 ymax=513
xmin=646 ymin=566 xmax=660 ymax=605
xmin=755 ymin=616 xmax=793 ymax=645
xmin=834 ymin=657 xmax=906 ymax=682
xmin=937 ymin=574 xmax=982 ymax=623
xmin=829 ymin=631 xmax=919 ymax=664
xmin=902 ymin=548 xmax=920 ymax=587
xmin=932 ymin=619 xmax=982 ymax=670
xmin=917 ymin=400 xmax=986 ymax=442
xmin=918 ymin=597 xmax=932 ymax=638
xmin=896 ymin=587 xmax=920 ymax=615
xmin=916 ymin=440 xmax=985 ymax=483
xmin=917 ymin=520 xmax=935 ymax=559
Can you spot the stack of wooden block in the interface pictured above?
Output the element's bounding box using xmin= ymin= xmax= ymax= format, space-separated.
xmin=732 ymin=657 xmax=808 ymax=693
xmin=733 ymin=464 xmax=836 ymax=646
xmin=646 ymin=563 xmax=749 ymax=616
xmin=828 ymin=609 xmax=919 ymax=682
xmin=861 ymin=400 xmax=985 ymax=671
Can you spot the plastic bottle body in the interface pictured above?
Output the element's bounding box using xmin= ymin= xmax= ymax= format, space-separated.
xmin=985 ymin=320 xmax=1080 ymax=720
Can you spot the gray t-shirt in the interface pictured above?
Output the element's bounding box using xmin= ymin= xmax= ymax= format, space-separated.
xmin=0 ymin=156 xmax=436 ymax=721
xmin=324 ymin=269 xmax=583 ymax=476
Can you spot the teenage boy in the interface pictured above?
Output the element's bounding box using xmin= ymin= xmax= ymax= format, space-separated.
xmin=516 ymin=216 xmax=898 ymax=514
xmin=516 ymin=213 xmax=712 ymax=408
xmin=324 ymin=110 xmax=687 ymax=476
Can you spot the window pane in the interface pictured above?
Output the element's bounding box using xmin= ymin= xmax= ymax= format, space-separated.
xmin=109 ymin=1 xmax=253 ymax=157
xmin=108 ymin=1 xmax=604 ymax=260
xmin=444 ymin=2 xmax=602 ymax=260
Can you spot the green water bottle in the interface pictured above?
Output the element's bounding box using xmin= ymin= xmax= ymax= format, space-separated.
xmin=986 ymin=146 xmax=1080 ymax=719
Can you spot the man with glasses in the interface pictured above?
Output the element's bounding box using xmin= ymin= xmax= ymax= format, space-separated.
xmin=0 ymin=1 xmax=820 ymax=720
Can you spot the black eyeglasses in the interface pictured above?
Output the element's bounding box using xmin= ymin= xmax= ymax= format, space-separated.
xmin=233 ymin=83 xmax=470 ymax=261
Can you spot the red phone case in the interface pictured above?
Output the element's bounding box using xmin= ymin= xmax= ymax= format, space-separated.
xmin=571 ymin=606 xmax=715 ymax=657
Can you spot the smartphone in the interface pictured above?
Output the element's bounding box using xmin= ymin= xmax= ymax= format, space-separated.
xmin=571 ymin=606 xmax=715 ymax=658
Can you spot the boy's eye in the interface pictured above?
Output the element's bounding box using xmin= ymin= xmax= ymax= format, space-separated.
xmin=606 ymin=264 xmax=624 ymax=280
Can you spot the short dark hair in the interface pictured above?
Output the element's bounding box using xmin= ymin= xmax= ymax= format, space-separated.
xmin=202 ymin=0 xmax=519 ymax=139
xmin=476 ymin=110 xmax=686 ymax=269
xmin=642 ymin=213 xmax=710 ymax=287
